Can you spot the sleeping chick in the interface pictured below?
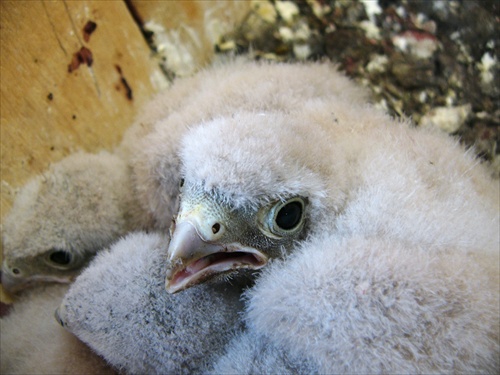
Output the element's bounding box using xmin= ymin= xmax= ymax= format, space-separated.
xmin=0 ymin=283 xmax=115 ymax=374
xmin=1 ymin=151 xmax=140 ymax=293
xmin=58 ymin=60 xmax=499 ymax=373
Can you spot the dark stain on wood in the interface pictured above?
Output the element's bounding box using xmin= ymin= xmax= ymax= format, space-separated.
xmin=123 ymin=0 xmax=155 ymax=47
xmin=68 ymin=47 xmax=93 ymax=73
xmin=115 ymin=64 xmax=133 ymax=101
xmin=83 ymin=20 xmax=97 ymax=43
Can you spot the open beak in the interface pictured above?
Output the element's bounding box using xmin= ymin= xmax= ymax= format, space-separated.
xmin=165 ymin=220 xmax=267 ymax=294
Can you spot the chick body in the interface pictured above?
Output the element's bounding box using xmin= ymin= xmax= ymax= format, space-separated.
xmin=58 ymin=232 xmax=247 ymax=374
xmin=214 ymin=236 xmax=499 ymax=373
xmin=0 ymin=284 xmax=114 ymax=374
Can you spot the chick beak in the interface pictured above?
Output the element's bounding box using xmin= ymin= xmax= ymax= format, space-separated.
xmin=165 ymin=220 xmax=267 ymax=294
xmin=1 ymin=261 xmax=36 ymax=294
xmin=1 ymin=260 xmax=73 ymax=294
xmin=1 ymin=267 xmax=25 ymax=293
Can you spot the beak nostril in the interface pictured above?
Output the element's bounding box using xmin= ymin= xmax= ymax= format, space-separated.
xmin=212 ymin=223 xmax=221 ymax=234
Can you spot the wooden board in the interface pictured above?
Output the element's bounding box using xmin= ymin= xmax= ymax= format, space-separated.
xmin=0 ymin=0 xmax=167 ymax=229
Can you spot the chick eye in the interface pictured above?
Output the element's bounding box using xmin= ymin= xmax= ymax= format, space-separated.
xmin=259 ymin=197 xmax=306 ymax=237
xmin=275 ymin=201 xmax=303 ymax=230
xmin=179 ymin=178 xmax=185 ymax=189
xmin=48 ymin=250 xmax=72 ymax=266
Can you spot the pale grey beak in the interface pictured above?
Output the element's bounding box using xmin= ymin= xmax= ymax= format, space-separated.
xmin=165 ymin=221 xmax=267 ymax=294
xmin=1 ymin=260 xmax=73 ymax=294
xmin=1 ymin=260 xmax=29 ymax=293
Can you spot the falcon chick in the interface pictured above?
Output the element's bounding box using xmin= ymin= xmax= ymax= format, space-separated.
xmin=161 ymin=61 xmax=500 ymax=372
xmin=58 ymin=60 xmax=499 ymax=373
xmin=1 ymin=151 xmax=139 ymax=293
xmin=161 ymin=61 xmax=498 ymax=295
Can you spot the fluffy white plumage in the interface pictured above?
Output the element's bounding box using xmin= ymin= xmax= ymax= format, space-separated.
xmin=57 ymin=60 xmax=498 ymax=373
xmin=1 ymin=151 xmax=141 ymax=292
xmin=57 ymin=232 xmax=246 ymax=374
xmin=125 ymin=58 xmax=370 ymax=230
xmin=0 ymin=284 xmax=114 ymax=374
xmin=214 ymin=235 xmax=499 ymax=373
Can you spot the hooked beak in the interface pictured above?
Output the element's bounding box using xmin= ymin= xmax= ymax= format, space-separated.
xmin=1 ymin=260 xmax=73 ymax=294
xmin=1 ymin=271 xmax=32 ymax=293
xmin=165 ymin=220 xmax=267 ymax=294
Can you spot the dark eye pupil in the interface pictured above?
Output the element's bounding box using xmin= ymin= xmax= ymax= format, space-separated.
xmin=50 ymin=251 xmax=72 ymax=265
xmin=275 ymin=201 xmax=303 ymax=230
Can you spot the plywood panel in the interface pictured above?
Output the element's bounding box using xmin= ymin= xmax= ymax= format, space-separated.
xmin=0 ymin=0 xmax=168 ymax=226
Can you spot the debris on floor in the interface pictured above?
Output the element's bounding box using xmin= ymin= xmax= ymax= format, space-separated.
xmin=212 ymin=0 xmax=499 ymax=177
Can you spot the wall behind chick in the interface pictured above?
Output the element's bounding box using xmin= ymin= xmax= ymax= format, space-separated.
xmin=0 ymin=0 xmax=251 ymax=302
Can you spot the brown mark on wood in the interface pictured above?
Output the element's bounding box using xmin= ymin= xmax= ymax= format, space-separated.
xmin=83 ymin=20 xmax=97 ymax=42
xmin=115 ymin=64 xmax=133 ymax=101
xmin=123 ymin=0 xmax=155 ymax=47
xmin=68 ymin=47 xmax=93 ymax=73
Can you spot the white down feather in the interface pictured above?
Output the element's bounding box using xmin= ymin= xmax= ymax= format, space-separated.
xmin=0 ymin=284 xmax=114 ymax=374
